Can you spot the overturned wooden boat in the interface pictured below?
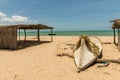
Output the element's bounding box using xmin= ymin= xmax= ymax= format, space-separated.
xmin=73 ymin=36 xmax=102 ymax=72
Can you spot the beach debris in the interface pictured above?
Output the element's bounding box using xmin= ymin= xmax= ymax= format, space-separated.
xmin=97 ymin=62 xmax=110 ymax=67
xmin=97 ymin=58 xmax=120 ymax=64
xmin=102 ymin=42 xmax=112 ymax=44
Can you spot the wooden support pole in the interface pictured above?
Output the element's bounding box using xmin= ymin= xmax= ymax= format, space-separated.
xmin=24 ymin=29 xmax=26 ymax=43
xmin=118 ymin=28 xmax=120 ymax=44
xmin=113 ymin=29 xmax=116 ymax=45
xmin=37 ymin=29 xmax=40 ymax=43
xmin=51 ymin=29 xmax=53 ymax=42
xmin=118 ymin=28 xmax=120 ymax=33
xmin=118 ymin=28 xmax=120 ymax=51
xmin=19 ymin=28 xmax=20 ymax=40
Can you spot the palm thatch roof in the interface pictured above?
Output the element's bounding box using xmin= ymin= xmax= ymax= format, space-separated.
xmin=17 ymin=24 xmax=53 ymax=29
xmin=110 ymin=19 xmax=120 ymax=29
xmin=0 ymin=24 xmax=53 ymax=29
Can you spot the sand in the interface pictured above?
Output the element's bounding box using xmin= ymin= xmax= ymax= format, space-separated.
xmin=0 ymin=36 xmax=120 ymax=80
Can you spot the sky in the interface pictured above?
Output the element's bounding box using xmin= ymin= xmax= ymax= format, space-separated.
xmin=0 ymin=0 xmax=120 ymax=31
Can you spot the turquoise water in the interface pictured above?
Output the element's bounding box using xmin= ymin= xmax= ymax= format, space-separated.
xmin=17 ymin=30 xmax=116 ymax=36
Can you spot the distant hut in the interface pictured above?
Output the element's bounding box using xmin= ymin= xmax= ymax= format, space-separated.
xmin=0 ymin=24 xmax=53 ymax=50
xmin=110 ymin=19 xmax=120 ymax=50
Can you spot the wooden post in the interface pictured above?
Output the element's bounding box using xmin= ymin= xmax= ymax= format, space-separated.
xmin=113 ymin=29 xmax=116 ymax=45
xmin=24 ymin=29 xmax=26 ymax=43
xmin=19 ymin=28 xmax=20 ymax=40
xmin=118 ymin=28 xmax=120 ymax=45
xmin=37 ymin=29 xmax=40 ymax=43
xmin=118 ymin=27 xmax=120 ymax=51
xmin=51 ymin=29 xmax=53 ymax=42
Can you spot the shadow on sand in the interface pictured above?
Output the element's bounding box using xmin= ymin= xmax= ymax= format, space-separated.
xmin=17 ymin=40 xmax=51 ymax=50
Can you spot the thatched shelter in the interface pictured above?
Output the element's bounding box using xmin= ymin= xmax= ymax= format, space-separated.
xmin=0 ymin=24 xmax=54 ymax=50
xmin=110 ymin=19 xmax=120 ymax=50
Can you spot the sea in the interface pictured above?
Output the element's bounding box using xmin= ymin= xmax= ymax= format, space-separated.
xmin=17 ymin=30 xmax=116 ymax=36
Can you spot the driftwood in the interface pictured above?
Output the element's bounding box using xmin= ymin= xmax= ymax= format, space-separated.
xmin=97 ymin=58 xmax=120 ymax=64
xmin=102 ymin=42 xmax=112 ymax=44
xmin=57 ymin=53 xmax=74 ymax=58
xmin=96 ymin=58 xmax=120 ymax=67
xmin=97 ymin=62 xmax=110 ymax=67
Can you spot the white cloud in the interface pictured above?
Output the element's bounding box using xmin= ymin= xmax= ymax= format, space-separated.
xmin=2 ymin=15 xmax=29 ymax=22
xmin=11 ymin=15 xmax=28 ymax=22
xmin=0 ymin=12 xmax=36 ymax=24
xmin=0 ymin=12 xmax=6 ymax=18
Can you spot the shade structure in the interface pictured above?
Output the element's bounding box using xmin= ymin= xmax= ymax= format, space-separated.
xmin=110 ymin=19 xmax=120 ymax=50
xmin=0 ymin=24 xmax=54 ymax=50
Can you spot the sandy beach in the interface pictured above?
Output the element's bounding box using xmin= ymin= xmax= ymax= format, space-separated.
xmin=0 ymin=36 xmax=120 ymax=80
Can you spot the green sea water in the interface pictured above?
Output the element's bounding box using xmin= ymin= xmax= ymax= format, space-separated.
xmin=17 ymin=30 xmax=115 ymax=36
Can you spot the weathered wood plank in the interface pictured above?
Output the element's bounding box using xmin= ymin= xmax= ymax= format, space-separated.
xmin=0 ymin=27 xmax=17 ymax=50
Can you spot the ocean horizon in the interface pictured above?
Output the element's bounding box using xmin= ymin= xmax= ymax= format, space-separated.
xmin=17 ymin=30 xmax=117 ymax=36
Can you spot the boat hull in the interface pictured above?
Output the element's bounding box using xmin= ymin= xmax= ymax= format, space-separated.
xmin=73 ymin=36 xmax=102 ymax=71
